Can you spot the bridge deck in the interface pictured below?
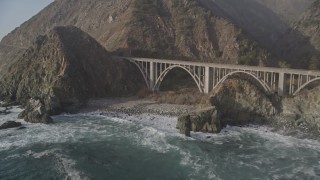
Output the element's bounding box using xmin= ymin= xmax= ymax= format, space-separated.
xmin=127 ymin=57 xmax=320 ymax=76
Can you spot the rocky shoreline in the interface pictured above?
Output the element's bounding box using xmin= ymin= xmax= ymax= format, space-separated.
xmin=1 ymin=95 xmax=320 ymax=140
xmin=76 ymin=96 xmax=320 ymax=140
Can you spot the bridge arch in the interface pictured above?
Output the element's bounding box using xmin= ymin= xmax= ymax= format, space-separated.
xmin=293 ymin=77 xmax=320 ymax=96
xmin=213 ymin=71 xmax=272 ymax=94
xmin=126 ymin=59 xmax=150 ymax=89
xmin=154 ymin=65 xmax=204 ymax=93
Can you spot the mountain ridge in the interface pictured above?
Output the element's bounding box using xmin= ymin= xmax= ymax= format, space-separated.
xmin=0 ymin=0 xmax=276 ymax=66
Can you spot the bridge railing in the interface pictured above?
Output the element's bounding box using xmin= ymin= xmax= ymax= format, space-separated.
xmin=114 ymin=56 xmax=320 ymax=96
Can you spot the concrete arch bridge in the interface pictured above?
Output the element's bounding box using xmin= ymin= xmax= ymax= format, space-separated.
xmin=115 ymin=57 xmax=320 ymax=96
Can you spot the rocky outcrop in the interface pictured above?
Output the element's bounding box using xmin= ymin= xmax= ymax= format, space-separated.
xmin=176 ymin=76 xmax=320 ymax=138
xmin=0 ymin=121 xmax=22 ymax=130
xmin=210 ymin=77 xmax=279 ymax=126
xmin=278 ymin=85 xmax=320 ymax=136
xmin=18 ymin=99 xmax=53 ymax=124
xmin=177 ymin=107 xmax=221 ymax=136
xmin=0 ymin=26 xmax=143 ymax=115
xmin=176 ymin=78 xmax=281 ymax=136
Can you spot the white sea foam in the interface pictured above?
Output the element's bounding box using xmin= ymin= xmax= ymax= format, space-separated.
xmin=2 ymin=108 xmax=320 ymax=179
xmin=0 ymin=106 xmax=24 ymax=124
xmin=0 ymin=113 xmax=112 ymax=151
xmin=28 ymin=149 xmax=88 ymax=180
xmin=190 ymin=125 xmax=320 ymax=152
xmin=103 ymin=114 xmax=219 ymax=179
xmin=105 ymin=112 xmax=179 ymax=134
xmin=55 ymin=153 xmax=88 ymax=180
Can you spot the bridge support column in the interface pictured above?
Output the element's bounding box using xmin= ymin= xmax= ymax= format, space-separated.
xmin=204 ymin=67 xmax=213 ymax=94
xmin=278 ymin=72 xmax=285 ymax=96
xmin=149 ymin=62 xmax=156 ymax=91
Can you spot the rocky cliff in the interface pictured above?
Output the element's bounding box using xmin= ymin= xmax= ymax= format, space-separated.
xmin=0 ymin=26 xmax=143 ymax=114
xmin=0 ymin=0 xmax=275 ymax=66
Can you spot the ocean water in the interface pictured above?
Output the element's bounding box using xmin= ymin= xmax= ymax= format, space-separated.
xmin=0 ymin=107 xmax=320 ymax=180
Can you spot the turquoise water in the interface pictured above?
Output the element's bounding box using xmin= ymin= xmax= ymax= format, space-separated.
xmin=0 ymin=108 xmax=320 ymax=180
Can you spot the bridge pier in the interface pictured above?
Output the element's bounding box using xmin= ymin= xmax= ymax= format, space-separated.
xmin=149 ymin=62 xmax=156 ymax=91
xmin=204 ymin=67 xmax=213 ymax=94
xmin=278 ymin=72 xmax=285 ymax=96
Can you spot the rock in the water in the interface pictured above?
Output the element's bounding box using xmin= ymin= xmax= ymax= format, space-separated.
xmin=17 ymin=126 xmax=26 ymax=130
xmin=177 ymin=107 xmax=221 ymax=136
xmin=19 ymin=99 xmax=53 ymax=124
xmin=0 ymin=121 xmax=22 ymax=130
xmin=177 ymin=115 xmax=192 ymax=137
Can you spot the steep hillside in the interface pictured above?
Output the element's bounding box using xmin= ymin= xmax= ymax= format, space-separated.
xmin=0 ymin=45 xmax=26 ymax=76
xmin=0 ymin=0 xmax=275 ymax=66
xmin=197 ymin=0 xmax=319 ymax=69
xmin=1 ymin=0 xmax=132 ymax=50
xmin=199 ymin=0 xmax=313 ymax=49
xmin=254 ymin=0 xmax=315 ymax=23
xmin=275 ymin=0 xmax=320 ymax=69
xmin=295 ymin=0 xmax=320 ymax=51
xmin=0 ymin=26 xmax=142 ymax=114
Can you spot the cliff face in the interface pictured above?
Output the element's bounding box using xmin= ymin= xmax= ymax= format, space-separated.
xmin=0 ymin=0 xmax=274 ymax=66
xmin=0 ymin=26 xmax=143 ymax=114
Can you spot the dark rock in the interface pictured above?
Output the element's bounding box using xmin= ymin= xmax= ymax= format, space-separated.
xmin=0 ymin=121 xmax=22 ymax=130
xmin=177 ymin=107 xmax=221 ymax=136
xmin=17 ymin=126 xmax=26 ymax=130
xmin=177 ymin=115 xmax=192 ymax=137
xmin=18 ymin=99 xmax=53 ymax=124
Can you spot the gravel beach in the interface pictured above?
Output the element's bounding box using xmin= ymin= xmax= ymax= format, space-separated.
xmin=79 ymin=97 xmax=196 ymax=117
